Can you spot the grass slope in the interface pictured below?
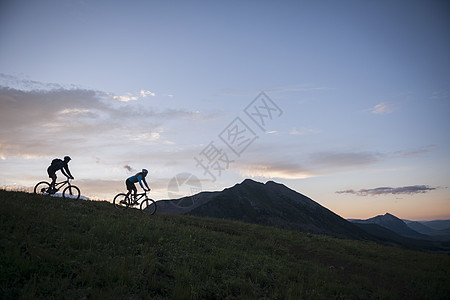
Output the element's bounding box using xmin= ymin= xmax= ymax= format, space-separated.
xmin=1 ymin=190 xmax=449 ymax=299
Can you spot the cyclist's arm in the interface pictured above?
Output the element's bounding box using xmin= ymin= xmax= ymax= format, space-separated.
xmin=138 ymin=176 xmax=150 ymax=191
xmin=63 ymin=164 xmax=74 ymax=179
xmin=137 ymin=175 xmax=144 ymax=189
xmin=142 ymin=178 xmax=150 ymax=190
xmin=61 ymin=168 xmax=69 ymax=178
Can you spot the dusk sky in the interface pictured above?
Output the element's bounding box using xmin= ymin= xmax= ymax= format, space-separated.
xmin=1 ymin=0 xmax=449 ymax=220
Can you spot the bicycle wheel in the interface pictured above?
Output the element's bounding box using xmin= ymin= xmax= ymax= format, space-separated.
xmin=140 ymin=198 xmax=157 ymax=215
xmin=114 ymin=193 xmax=129 ymax=210
xmin=63 ymin=185 xmax=81 ymax=200
xmin=34 ymin=181 xmax=51 ymax=195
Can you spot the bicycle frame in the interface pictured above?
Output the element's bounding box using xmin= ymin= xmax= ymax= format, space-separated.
xmin=53 ymin=179 xmax=72 ymax=192
xmin=127 ymin=190 xmax=149 ymax=205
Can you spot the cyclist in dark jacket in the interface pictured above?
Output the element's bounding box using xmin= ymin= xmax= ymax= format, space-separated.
xmin=126 ymin=169 xmax=150 ymax=203
xmin=47 ymin=156 xmax=74 ymax=193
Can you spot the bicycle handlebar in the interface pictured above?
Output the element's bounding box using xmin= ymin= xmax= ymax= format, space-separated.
xmin=135 ymin=189 xmax=151 ymax=196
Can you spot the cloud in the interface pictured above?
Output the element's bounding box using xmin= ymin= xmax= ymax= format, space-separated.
xmin=238 ymin=162 xmax=316 ymax=179
xmin=0 ymin=83 xmax=208 ymax=160
xmin=395 ymin=145 xmax=435 ymax=158
xmin=310 ymin=151 xmax=382 ymax=168
xmin=235 ymin=149 xmax=317 ymax=179
xmin=109 ymin=93 xmax=139 ymax=102
xmin=266 ymin=84 xmax=335 ymax=93
xmin=0 ymin=87 xmax=112 ymax=158
xmin=336 ymin=185 xmax=437 ymax=196
xmin=107 ymin=89 xmax=156 ymax=102
xmin=234 ymin=143 xmax=384 ymax=180
xmin=290 ymin=127 xmax=321 ymax=136
xmin=0 ymin=73 xmax=78 ymax=91
xmin=123 ymin=165 xmax=135 ymax=173
xmin=370 ymin=102 xmax=395 ymax=114
xmin=431 ymin=90 xmax=449 ymax=100
xmin=140 ymin=90 xmax=155 ymax=97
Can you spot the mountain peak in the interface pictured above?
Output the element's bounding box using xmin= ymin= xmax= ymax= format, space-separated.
xmin=240 ymin=179 xmax=285 ymax=188
xmin=383 ymin=213 xmax=398 ymax=219
xmin=361 ymin=213 xmax=427 ymax=239
xmin=370 ymin=213 xmax=403 ymax=224
xmin=240 ymin=178 xmax=261 ymax=185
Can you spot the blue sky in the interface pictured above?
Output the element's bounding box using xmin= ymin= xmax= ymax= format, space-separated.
xmin=1 ymin=0 xmax=449 ymax=220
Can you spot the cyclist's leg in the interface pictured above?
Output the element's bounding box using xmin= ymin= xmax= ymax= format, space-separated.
xmin=125 ymin=179 xmax=131 ymax=198
xmin=126 ymin=179 xmax=137 ymax=201
xmin=132 ymin=185 xmax=137 ymax=201
xmin=47 ymin=167 xmax=57 ymax=192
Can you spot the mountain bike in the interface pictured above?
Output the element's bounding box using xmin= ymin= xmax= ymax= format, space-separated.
xmin=113 ymin=190 xmax=157 ymax=214
xmin=34 ymin=177 xmax=81 ymax=200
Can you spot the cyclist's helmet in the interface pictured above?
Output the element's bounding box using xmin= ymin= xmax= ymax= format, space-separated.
xmin=142 ymin=169 xmax=148 ymax=174
xmin=64 ymin=156 xmax=71 ymax=161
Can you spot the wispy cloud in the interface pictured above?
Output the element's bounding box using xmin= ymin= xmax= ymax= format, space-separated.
xmin=370 ymin=102 xmax=395 ymax=114
xmin=109 ymin=93 xmax=139 ymax=102
xmin=290 ymin=127 xmax=321 ymax=136
xmin=140 ymin=90 xmax=155 ymax=97
xmin=431 ymin=90 xmax=449 ymax=100
xmin=239 ymin=145 xmax=384 ymax=180
xmin=237 ymin=161 xmax=316 ymax=180
xmin=0 ymin=73 xmax=78 ymax=91
xmin=108 ymin=89 xmax=156 ymax=102
xmin=267 ymin=84 xmax=335 ymax=93
xmin=310 ymin=151 xmax=382 ymax=168
xmin=123 ymin=165 xmax=135 ymax=173
xmin=395 ymin=145 xmax=435 ymax=158
xmin=336 ymin=185 xmax=437 ymax=196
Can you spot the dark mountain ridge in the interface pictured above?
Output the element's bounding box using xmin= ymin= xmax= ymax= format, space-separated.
xmin=158 ymin=179 xmax=374 ymax=240
xmin=405 ymin=221 xmax=437 ymax=235
xmin=349 ymin=213 xmax=450 ymax=251
xmin=350 ymin=213 xmax=429 ymax=239
xmin=410 ymin=220 xmax=450 ymax=231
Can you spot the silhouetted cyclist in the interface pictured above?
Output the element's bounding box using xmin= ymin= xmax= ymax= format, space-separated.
xmin=47 ymin=156 xmax=74 ymax=193
xmin=125 ymin=169 xmax=150 ymax=203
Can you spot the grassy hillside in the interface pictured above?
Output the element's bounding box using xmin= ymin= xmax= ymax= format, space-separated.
xmin=1 ymin=190 xmax=449 ymax=299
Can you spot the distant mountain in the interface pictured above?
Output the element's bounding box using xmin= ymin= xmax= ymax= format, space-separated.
xmin=420 ymin=220 xmax=450 ymax=231
xmin=406 ymin=221 xmax=436 ymax=235
xmin=158 ymin=179 xmax=373 ymax=240
xmin=350 ymin=213 xmax=429 ymax=239
xmin=348 ymin=213 xmax=450 ymax=251
xmin=404 ymin=222 xmax=450 ymax=241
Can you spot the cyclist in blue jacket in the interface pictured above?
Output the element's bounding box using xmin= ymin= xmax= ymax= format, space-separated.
xmin=126 ymin=169 xmax=150 ymax=203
